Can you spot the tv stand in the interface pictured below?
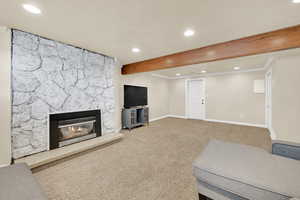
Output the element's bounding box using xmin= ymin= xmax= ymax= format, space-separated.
xmin=122 ymin=106 xmax=149 ymax=130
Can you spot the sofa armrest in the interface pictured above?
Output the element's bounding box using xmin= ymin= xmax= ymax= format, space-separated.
xmin=0 ymin=163 xmax=48 ymax=200
xmin=272 ymin=140 xmax=300 ymax=160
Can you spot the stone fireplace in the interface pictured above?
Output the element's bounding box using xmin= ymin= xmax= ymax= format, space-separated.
xmin=11 ymin=29 xmax=117 ymax=159
xmin=49 ymin=110 xmax=101 ymax=149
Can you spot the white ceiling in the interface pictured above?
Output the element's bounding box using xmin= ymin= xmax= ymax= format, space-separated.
xmin=150 ymin=48 xmax=300 ymax=78
xmin=0 ymin=0 xmax=300 ymax=65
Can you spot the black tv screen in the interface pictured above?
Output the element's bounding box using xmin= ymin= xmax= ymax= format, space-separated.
xmin=124 ymin=85 xmax=148 ymax=108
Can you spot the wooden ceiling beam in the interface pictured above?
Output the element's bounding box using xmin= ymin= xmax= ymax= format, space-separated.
xmin=122 ymin=25 xmax=300 ymax=74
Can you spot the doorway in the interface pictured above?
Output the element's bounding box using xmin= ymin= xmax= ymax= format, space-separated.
xmin=186 ymin=79 xmax=206 ymax=120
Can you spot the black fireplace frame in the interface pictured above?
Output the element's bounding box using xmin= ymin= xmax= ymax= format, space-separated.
xmin=49 ymin=110 xmax=101 ymax=150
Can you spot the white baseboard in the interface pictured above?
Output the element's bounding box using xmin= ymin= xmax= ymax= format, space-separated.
xmin=205 ymin=119 xmax=266 ymax=128
xmin=148 ymin=116 xmax=266 ymax=129
xmin=167 ymin=115 xmax=187 ymax=119
xmin=149 ymin=115 xmax=187 ymax=122
xmin=0 ymin=164 xmax=10 ymax=168
xmin=268 ymin=127 xmax=277 ymax=140
xmin=149 ymin=115 xmax=169 ymax=122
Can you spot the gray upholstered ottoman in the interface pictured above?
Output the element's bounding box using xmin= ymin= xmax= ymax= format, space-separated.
xmin=0 ymin=163 xmax=47 ymax=200
xmin=272 ymin=140 xmax=300 ymax=160
xmin=193 ymin=140 xmax=300 ymax=200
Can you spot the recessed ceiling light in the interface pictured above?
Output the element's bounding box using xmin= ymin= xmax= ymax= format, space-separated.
xmin=176 ymin=73 xmax=181 ymax=76
xmin=292 ymin=0 xmax=300 ymax=3
xmin=234 ymin=67 xmax=240 ymax=70
xmin=131 ymin=48 xmax=140 ymax=53
xmin=201 ymin=70 xmax=207 ymax=73
xmin=22 ymin=4 xmax=41 ymax=14
xmin=184 ymin=29 xmax=195 ymax=37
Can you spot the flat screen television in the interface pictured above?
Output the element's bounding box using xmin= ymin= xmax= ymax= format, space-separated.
xmin=124 ymin=85 xmax=148 ymax=108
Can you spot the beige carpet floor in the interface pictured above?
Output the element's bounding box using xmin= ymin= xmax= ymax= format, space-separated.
xmin=34 ymin=118 xmax=271 ymax=200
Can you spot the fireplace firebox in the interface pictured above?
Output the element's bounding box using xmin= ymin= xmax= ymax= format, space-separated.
xmin=49 ymin=110 xmax=101 ymax=150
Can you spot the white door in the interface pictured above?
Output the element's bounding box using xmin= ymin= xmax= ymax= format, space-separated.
xmin=187 ymin=79 xmax=205 ymax=119
xmin=265 ymin=71 xmax=272 ymax=128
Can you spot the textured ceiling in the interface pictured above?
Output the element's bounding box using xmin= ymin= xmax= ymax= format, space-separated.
xmin=0 ymin=0 xmax=300 ymax=64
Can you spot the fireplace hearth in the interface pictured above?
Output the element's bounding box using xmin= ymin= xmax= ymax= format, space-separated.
xmin=49 ymin=110 xmax=101 ymax=150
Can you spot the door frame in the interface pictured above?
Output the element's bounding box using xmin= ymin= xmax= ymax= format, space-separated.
xmin=265 ymin=68 xmax=272 ymax=129
xmin=185 ymin=78 xmax=206 ymax=120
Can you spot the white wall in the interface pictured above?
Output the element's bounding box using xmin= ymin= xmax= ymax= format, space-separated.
xmin=0 ymin=27 xmax=11 ymax=166
xmin=121 ymin=73 xmax=169 ymax=120
xmin=113 ymin=60 xmax=122 ymax=132
xmin=168 ymin=71 xmax=266 ymax=125
xmin=168 ymin=79 xmax=186 ymax=117
xmin=271 ymin=55 xmax=300 ymax=143
xmin=205 ymin=71 xmax=265 ymax=125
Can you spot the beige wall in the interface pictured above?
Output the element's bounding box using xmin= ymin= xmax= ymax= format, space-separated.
xmin=0 ymin=27 xmax=11 ymax=166
xmin=113 ymin=60 xmax=122 ymax=132
xmin=169 ymin=79 xmax=186 ymax=116
xmin=271 ymin=55 xmax=300 ymax=143
xmin=121 ymin=74 xmax=169 ymax=120
xmin=168 ymin=71 xmax=266 ymax=125
xmin=206 ymin=71 xmax=265 ymax=124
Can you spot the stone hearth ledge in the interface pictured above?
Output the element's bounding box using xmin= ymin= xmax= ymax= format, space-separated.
xmin=15 ymin=133 xmax=124 ymax=169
